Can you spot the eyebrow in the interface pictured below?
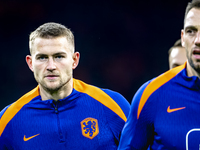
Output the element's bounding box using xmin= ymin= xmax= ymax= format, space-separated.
xmin=184 ymin=25 xmax=197 ymax=30
xmin=53 ymin=52 xmax=67 ymax=55
xmin=35 ymin=52 xmax=67 ymax=57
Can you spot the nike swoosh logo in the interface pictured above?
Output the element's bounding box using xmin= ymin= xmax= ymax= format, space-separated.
xmin=167 ymin=106 xmax=186 ymax=113
xmin=23 ymin=133 xmax=40 ymax=141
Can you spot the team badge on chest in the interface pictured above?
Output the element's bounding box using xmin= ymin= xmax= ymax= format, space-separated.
xmin=80 ymin=117 xmax=99 ymax=139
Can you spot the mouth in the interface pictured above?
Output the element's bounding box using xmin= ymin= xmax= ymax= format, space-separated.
xmin=45 ymin=75 xmax=59 ymax=80
xmin=192 ymin=47 xmax=200 ymax=59
xmin=193 ymin=49 xmax=200 ymax=55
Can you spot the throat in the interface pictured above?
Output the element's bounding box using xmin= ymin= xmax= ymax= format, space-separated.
xmin=39 ymin=84 xmax=73 ymax=101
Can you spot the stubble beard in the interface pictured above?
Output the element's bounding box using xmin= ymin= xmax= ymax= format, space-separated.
xmin=188 ymin=53 xmax=200 ymax=73
xmin=45 ymin=81 xmax=63 ymax=92
xmin=39 ymin=77 xmax=71 ymax=93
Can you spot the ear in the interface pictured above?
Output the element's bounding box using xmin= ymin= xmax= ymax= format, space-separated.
xmin=72 ymin=52 xmax=80 ymax=69
xmin=181 ymin=29 xmax=185 ymax=47
xmin=26 ymin=55 xmax=34 ymax=72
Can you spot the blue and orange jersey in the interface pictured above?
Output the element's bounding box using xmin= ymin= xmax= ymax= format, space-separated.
xmin=0 ymin=78 xmax=130 ymax=150
xmin=118 ymin=63 xmax=200 ymax=149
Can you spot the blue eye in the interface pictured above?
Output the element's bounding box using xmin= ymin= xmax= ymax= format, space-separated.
xmin=37 ymin=56 xmax=48 ymax=61
xmin=55 ymin=55 xmax=65 ymax=61
xmin=39 ymin=57 xmax=46 ymax=59
xmin=55 ymin=56 xmax=64 ymax=59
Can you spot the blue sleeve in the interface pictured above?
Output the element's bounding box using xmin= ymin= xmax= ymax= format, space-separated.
xmin=103 ymin=89 xmax=130 ymax=117
xmin=103 ymin=89 xmax=130 ymax=143
xmin=118 ymin=80 xmax=153 ymax=150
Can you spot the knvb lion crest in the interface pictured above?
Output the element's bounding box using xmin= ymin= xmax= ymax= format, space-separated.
xmin=81 ymin=117 xmax=99 ymax=139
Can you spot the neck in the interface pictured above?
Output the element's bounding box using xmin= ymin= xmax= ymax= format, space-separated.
xmin=186 ymin=61 xmax=200 ymax=78
xmin=39 ymin=78 xmax=73 ymax=101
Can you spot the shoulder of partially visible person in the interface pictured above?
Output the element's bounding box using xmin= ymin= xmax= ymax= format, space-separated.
xmin=132 ymin=63 xmax=186 ymax=125
xmin=118 ymin=64 xmax=186 ymax=149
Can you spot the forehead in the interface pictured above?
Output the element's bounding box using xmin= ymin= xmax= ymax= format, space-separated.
xmin=31 ymin=37 xmax=72 ymax=55
xmin=185 ymin=8 xmax=200 ymax=28
xmin=34 ymin=37 xmax=68 ymax=47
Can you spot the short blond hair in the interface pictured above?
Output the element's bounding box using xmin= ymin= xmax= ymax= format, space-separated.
xmin=29 ymin=22 xmax=74 ymax=54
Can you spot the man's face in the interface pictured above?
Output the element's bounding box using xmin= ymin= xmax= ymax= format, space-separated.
xmin=169 ymin=47 xmax=187 ymax=69
xmin=182 ymin=8 xmax=200 ymax=72
xmin=26 ymin=37 xmax=79 ymax=92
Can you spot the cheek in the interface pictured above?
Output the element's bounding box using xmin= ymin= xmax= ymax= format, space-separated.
xmin=60 ymin=60 xmax=73 ymax=69
xmin=183 ymin=38 xmax=191 ymax=49
xmin=33 ymin=64 xmax=44 ymax=74
xmin=61 ymin=64 xmax=73 ymax=75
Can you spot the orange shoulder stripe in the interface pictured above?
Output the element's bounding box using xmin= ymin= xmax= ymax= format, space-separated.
xmin=73 ymin=79 xmax=127 ymax=122
xmin=0 ymin=86 xmax=39 ymax=136
xmin=137 ymin=63 xmax=186 ymax=119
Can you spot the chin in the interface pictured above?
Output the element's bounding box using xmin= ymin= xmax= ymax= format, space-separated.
xmin=46 ymin=86 xmax=61 ymax=92
xmin=189 ymin=59 xmax=200 ymax=72
xmin=41 ymin=82 xmax=61 ymax=92
xmin=191 ymin=62 xmax=200 ymax=73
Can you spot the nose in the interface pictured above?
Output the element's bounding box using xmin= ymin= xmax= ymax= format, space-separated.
xmin=195 ymin=32 xmax=200 ymax=46
xmin=46 ymin=58 xmax=56 ymax=71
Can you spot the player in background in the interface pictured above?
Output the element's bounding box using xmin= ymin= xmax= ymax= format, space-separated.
xmin=168 ymin=39 xmax=187 ymax=69
xmin=118 ymin=0 xmax=200 ymax=149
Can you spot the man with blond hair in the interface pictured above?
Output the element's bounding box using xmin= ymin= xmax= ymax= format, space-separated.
xmin=0 ymin=22 xmax=130 ymax=149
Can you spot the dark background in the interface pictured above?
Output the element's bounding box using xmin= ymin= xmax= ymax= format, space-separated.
xmin=0 ymin=0 xmax=189 ymax=110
